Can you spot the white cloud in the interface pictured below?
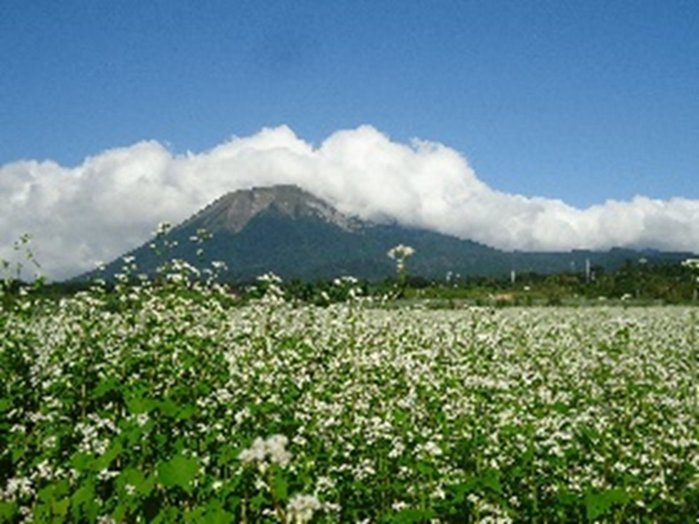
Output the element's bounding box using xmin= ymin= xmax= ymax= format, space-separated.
xmin=1 ymin=125 xmax=697 ymax=280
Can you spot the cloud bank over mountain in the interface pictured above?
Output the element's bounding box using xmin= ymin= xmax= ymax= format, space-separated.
xmin=1 ymin=125 xmax=698 ymax=280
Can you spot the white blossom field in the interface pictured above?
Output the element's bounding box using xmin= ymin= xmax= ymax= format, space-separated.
xmin=1 ymin=280 xmax=697 ymax=522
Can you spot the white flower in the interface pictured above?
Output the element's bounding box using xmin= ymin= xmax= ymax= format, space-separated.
xmin=155 ymin=222 xmax=171 ymax=236
xmin=392 ymin=500 xmax=408 ymax=511
xmin=3 ymin=477 xmax=34 ymax=499
xmin=97 ymin=469 xmax=119 ymax=481
xmin=33 ymin=459 xmax=53 ymax=480
xmin=388 ymin=439 xmax=405 ymax=458
xmin=286 ymin=494 xmax=321 ymax=523
xmin=432 ymin=487 xmax=446 ymax=500
xmin=257 ymin=272 xmax=283 ymax=284
xmin=266 ymin=434 xmax=292 ymax=467
xmin=387 ymin=244 xmax=415 ymax=260
xmin=333 ymin=276 xmax=358 ymax=286
xmin=239 ymin=434 xmax=292 ymax=470
xmin=234 ymin=407 xmax=250 ymax=424
xmin=239 ymin=437 xmax=267 ymax=464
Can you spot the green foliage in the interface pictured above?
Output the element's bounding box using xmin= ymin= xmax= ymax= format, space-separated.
xmin=158 ymin=455 xmax=198 ymax=492
xmin=585 ymin=488 xmax=630 ymax=521
xmin=0 ymin=267 xmax=697 ymax=522
xmin=38 ymin=259 xmax=696 ymax=309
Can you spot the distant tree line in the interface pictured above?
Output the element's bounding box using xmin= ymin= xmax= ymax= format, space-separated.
xmin=3 ymin=258 xmax=697 ymax=308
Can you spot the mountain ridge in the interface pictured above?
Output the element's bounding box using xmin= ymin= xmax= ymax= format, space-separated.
xmin=176 ymin=184 xmax=361 ymax=234
xmin=80 ymin=185 xmax=695 ymax=282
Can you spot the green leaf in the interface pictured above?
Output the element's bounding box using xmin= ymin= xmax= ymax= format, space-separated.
xmin=184 ymin=506 xmax=206 ymax=523
xmin=96 ymin=440 xmax=122 ymax=470
xmin=271 ymin=474 xmax=288 ymax=500
xmin=158 ymin=454 xmax=198 ymax=492
xmin=392 ymin=408 xmax=408 ymax=426
xmin=206 ymin=507 xmax=234 ymax=524
xmin=126 ymin=396 xmax=154 ymax=414
xmin=250 ymin=492 xmax=267 ymax=511
xmin=124 ymin=424 xmax=145 ymax=447
xmin=447 ymin=479 xmax=476 ymax=503
xmin=585 ymin=488 xmax=630 ymax=521
xmin=113 ymin=503 xmax=128 ymax=522
xmin=119 ymin=467 xmax=152 ymax=496
xmin=70 ymin=452 xmax=93 ymax=472
xmin=92 ymin=378 xmax=120 ymax=399
xmin=416 ymin=460 xmax=435 ymax=476
xmin=0 ymin=502 xmax=16 ymax=520
xmin=159 ymin=399 xmax=179 ymax=417
xmin=203 ymin=501 xmax=236 ymax=524
xmin=52 ymin=498 xmax=70 ymax=518
xmin=176 ymin=403 xmax=196 ymax=420
xmin=390 ymin=508 xmax=436 ymax=523
xmin=478 ymin=468 xmax=502 ymax=494
xmin=71 ymin=481 xmax=94 ymax=507
xmin=38 ymin=484 xmax=55 ymax=502
xmin=11 ymin=445 xmax=26 ymax=462
xmin=216 ymin=444 xmax=239 ymax=465
xmin=71 ymin=480 xmax=99 ymax=521
xmin=153 ymin=507 xmax=180 ymax=523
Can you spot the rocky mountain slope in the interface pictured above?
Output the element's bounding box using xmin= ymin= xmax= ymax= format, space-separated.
xmin=82 ymin=185 xmax=694 ymax=282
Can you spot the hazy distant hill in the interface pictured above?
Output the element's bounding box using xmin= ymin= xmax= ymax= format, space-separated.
xmin=81 ymin=185 xmax=694 ymax=282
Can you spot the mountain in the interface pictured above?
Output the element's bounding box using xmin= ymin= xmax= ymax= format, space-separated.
xmin=181 ymin=184 xmax=361 ymax=234
xmin=82 ymin=185 xmax=695 ymax=282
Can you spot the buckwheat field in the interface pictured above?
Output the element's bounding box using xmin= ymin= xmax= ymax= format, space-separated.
xmin=1 ymin=276 xmax=697 ymax=523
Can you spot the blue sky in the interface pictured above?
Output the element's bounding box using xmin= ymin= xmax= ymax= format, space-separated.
xmin=1 ymin=1 xmax=699 ymax=278
xmin=2 ymin=0 xmax=697 ymax=206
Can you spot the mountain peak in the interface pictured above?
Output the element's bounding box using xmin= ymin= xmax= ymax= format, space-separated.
xmin=180 ymin=184 xmax=359 ymax=234
xmin=82 ymin=185 xmax=695 ymax=283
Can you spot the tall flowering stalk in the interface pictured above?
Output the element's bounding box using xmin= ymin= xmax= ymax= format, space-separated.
xmin=387 ymin=244 xmax=415 ymax=298
xmin=682 ymin=258 xmax=699 ymax=301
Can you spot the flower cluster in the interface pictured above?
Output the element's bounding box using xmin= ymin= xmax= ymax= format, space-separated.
xmin=387 ymin=244 xmax=415 ymax=284
xmin=239 ymin=434 xmax=292 ymax=472
xmin=387 ymin=243 xmax=415 ymax=261
xmin=286 ymin=494 xmax=322 ymax=524
xmin=1 ymin=275 xmax=696 ymax=522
